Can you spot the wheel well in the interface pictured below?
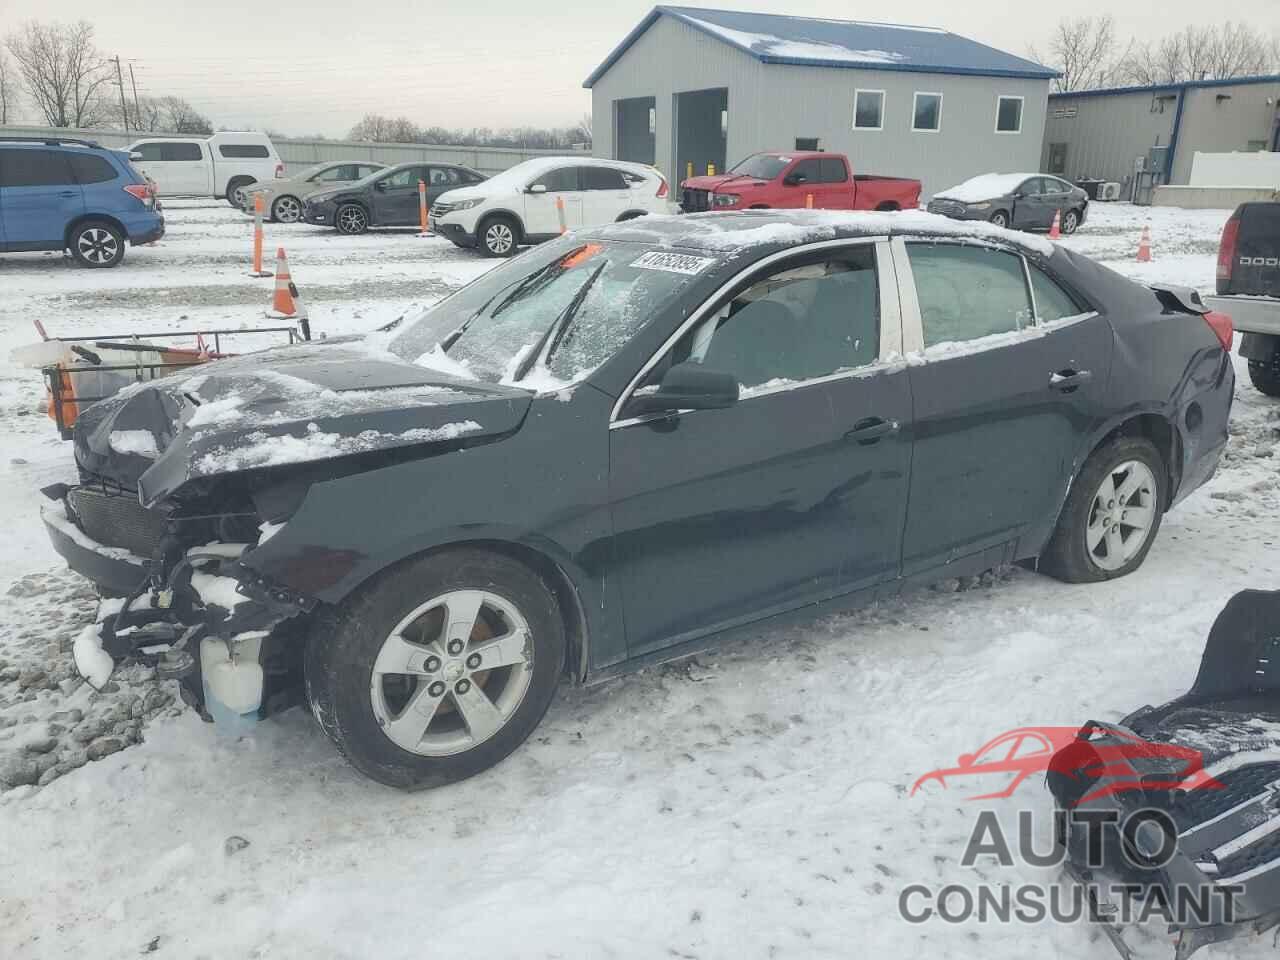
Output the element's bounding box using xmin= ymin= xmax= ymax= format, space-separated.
xmin=64 ymin=214 xmax=127 ymax=247
xmin=615 ymin=210 xmax=647 ymax=222
xmin=874 ymin=201 xmax=901 ymax=212
xmin=1089 ymin=414 xmax=1181 ymax=508
xmin=225 ymin=175 xmax=254 ymax=195
xmin=478 ymin=211 xmax=523 ymax=242
xmin=747 ymin=204 xmax=770 ymax=209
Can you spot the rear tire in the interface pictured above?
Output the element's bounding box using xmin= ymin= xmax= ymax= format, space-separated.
xmin=304 ymin=548 xmax=565 ymax=789
xmin=1248 ymin=359 xmax=1280 ymax=397
xmin=226 ymin=177 xmax=254 ymax=209
xmin=1039 ymin=437 xmax=1166 ymax=583
xmin=478 ymin=215 xmax=519 ymax=257
xmin=69 ymin=220 xmax=125 ymax=268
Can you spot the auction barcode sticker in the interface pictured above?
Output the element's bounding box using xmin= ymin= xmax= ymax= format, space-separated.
xmin=631 ymin=251 xmax=717 ymax=275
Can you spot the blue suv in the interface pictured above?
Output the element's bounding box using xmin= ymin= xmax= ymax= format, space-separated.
xmin=0 ymin=137 xmax=165 ymax=268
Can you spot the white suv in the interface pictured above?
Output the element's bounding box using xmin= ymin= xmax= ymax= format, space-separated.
xmin=430 ymin=157 xmax=675 ymax=257
xmin=127 ymin=131 xmax=282 ymax=207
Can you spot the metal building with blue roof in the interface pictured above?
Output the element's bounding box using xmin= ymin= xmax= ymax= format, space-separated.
xmin=585 ymin=6 xmax=1058 ymax=195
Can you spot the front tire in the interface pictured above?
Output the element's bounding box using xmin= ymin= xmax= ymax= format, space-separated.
xmin=1061 ymin=208 xmax=1081 ymax=235
xmin=272 ymin=195 xmax=303 ymax=223
xmin=1248 ymin=358 xmax=1280 ymax=397
xmin=335 ymin=203 xmax=370 ymax=235
xmin=989 ymin=210 xmax=1010 ymax=229
xmin=1040 ymin=437 xmax=1166 ymax=583
xmin=305 ymin=548 xmax=565 ymax=789
xmin=478 ymin=215 xmax=519 ymax=257
xmin=226 ymin=177 xmax=254 ymax=208
xmin=69 ymin=220 xmax=125 ymax=268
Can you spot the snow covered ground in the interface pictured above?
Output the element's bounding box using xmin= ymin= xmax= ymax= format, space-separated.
xmin=1 ymin=201 xmax=1277 ymax=959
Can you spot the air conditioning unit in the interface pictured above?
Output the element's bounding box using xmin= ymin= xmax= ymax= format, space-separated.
xmin=1098 ymin=182 xmax=1123 ymax=201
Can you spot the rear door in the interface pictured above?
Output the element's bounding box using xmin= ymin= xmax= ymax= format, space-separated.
xmin=579 ymin=166 xmax=632 ymax=225
xmin=1041 ymin=177 xmax=1074 ymax=227
xmin=819 ymin=156 xmax=854 ymax=209
xmin=523 ymin=166 xmax=583 ymax=236
xmin=609 ymin=240 xmax=913 ymax=655
xmin=894 ymin=239 xmax=1112 ymax=574
xmin=0 ymin=147 xmax=84 ymax=248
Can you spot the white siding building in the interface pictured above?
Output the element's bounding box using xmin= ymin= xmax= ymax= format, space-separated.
xmin=585 ymin=6 xmax=1057 ymax=197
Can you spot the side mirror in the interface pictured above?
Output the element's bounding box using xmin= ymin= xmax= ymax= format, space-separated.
xmin=528 ymin=183 xmax=547 ymax=194
xmin=374 ymin=180 xmax=388 ymax=192
xmin=1011 ymin=191 xmax=1025 ymax=200
xmin=129 ymin=151 xmax=143 ymax=161
xmin=784 ymin=173 xmax=806 ymax=186
xmin=627 ymin=362 xmax=738 ymax=416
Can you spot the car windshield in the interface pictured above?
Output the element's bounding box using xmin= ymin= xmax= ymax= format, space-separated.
xmin=295 ymin=162 xmax=329 ymax=180
xmin=729 ymin=154 xmax=790 ymax=180
xmin=387 ymin=237 xmax=716 ymax=386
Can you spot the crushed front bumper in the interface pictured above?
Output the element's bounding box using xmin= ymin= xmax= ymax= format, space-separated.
xmin=42 ymin=493 xmax=314 ymax=725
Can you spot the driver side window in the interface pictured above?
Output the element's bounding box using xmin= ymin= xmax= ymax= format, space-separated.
xmin=654 ymin=246 xmax=880 ymax=393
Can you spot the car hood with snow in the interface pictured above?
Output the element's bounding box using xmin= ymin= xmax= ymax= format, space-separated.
xmin=932 ymin=173 xmax=1031 ymax=204
xmin=73 ymin=339 xmax=532 ymax=506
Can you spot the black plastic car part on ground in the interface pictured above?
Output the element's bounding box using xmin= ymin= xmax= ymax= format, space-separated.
xmin=41 ymin=210 xmax=1234 ymax=788
xmin=1050 ymin=590 xmax=1280 ymax=960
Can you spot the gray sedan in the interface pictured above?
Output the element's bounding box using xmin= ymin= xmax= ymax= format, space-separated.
xmin=927 ymin=173 xmax=1089 ymax=234
xmin=243 ymin=161 xmax=386 ymax=222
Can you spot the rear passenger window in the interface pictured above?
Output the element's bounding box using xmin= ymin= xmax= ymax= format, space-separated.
xmin=819 ymin=157 xmax=847 ymax=183
xmin=1028 ymin=265 xmax=1087 ymax=322
xmin=429 ymin=167 xmax=462 ymax=186
xmin=581 ymin=167 xmax=628 ymax=190
xmin=665 ymin=246 xmax=879 ymax=391
xmin=218 ymin=144 xmax=270 ymax=158
xmin=907 ymin=243 xmax=1033 ymax=347
xmin=68 ymin=154 xmax=118 ymax=184
xmin=789 ymin=159 xmax=822 ymax=184
xmin=0 ymin=149 xmax=75 ymax=187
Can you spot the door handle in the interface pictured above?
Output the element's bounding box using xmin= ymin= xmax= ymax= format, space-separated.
xmin=1049 ymin=369 xmax=1092 ymax=392
xmin=845 ymin=417 xmax=900 ymax=445
xmin=59 ymin=190 xmax=78 ymax=198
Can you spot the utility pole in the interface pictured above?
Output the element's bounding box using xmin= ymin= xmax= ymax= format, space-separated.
xmin=128 ymin=63 xmax=142 ymax=131
xmin=112 ymin=56 xmax=129 ymax=131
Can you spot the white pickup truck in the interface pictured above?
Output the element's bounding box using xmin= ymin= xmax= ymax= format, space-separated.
xmin=1204 ymin=201 xmax=1280 ymax=397
xmin=127 ymin=131 xmax=283 ymax=207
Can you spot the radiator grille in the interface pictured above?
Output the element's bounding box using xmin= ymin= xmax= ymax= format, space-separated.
xmin=68 ymin=486 xmax=167 ymax=559
xmin=682 ymin=189 xmax=710 ymax=212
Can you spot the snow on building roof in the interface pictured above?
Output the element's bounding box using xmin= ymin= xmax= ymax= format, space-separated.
xmin=583 ymin=6 xmax=1058 ymax=87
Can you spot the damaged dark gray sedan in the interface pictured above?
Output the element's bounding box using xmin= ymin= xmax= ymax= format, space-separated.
xmin=41 ymin=210 xmax=1235 ymax=788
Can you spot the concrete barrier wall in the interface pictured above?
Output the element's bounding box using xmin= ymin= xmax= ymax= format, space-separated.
xmin=0 ymin=125 xmax=575 ymax=176
xmin=1153 ymin=184 xmax=1280 ymax=208
xmin=1189 ymin=151 xmax=1280 ymax=188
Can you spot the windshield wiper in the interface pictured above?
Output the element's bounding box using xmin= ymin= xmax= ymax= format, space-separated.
xmin=439 ymin=248 xmax=583 ymax=353
xmin=512 ymin=260 xmax=607 ymax=383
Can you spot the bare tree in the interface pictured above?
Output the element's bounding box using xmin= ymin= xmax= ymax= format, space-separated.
xmin=0 ymin=50 xmax=18 ymax=124
xmin=1205 ymin=22 xmax=1277 ymax=78
xmin=1029 ymin=16 xmax=1131 ymax=92
xmin=1120 ymin=23 xmax=1280 ymax=85
xmin=5 ymin=21 xmax=113 ymax=127
xmin=347 ymin=113 xmax=419 ymax=142
xmin=158 ymin=96 xmax=212 ymax=134
xmin=577 ymin=111 xmax=592 ymax=142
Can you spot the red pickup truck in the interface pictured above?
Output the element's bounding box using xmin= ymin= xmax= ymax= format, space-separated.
xmin=680 ymin=151 xmax=921 ymax=213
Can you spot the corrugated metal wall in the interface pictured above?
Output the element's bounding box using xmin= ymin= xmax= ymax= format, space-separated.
xmin=590 ymin=13 xmax=1051 ymax=197
xmin=1040 ymin=91 xmax=1177 ymax=187
xmin=0 ymin=125 xmax=567 ymax=176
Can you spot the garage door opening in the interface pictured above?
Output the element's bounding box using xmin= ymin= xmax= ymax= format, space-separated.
xmin=615 ymin=97 xmax=656 ymax=165
xmin=674 ymin=87 xmax=727 ymax=182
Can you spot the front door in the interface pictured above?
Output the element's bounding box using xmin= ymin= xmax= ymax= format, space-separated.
xmin=609 ymin=241 xmax=913 ymax=656
xmin=1012 ymin=177 xmax=1051 ymax=229
xmin=0 ymin=147 xmax=84 ymax=248
xmin=523 ymin=166 xmax=584 ymax=236
xmin=896 ymin=239 xmax=1112 ymax=574
xmin=372 ymin=165 xmax=429 ymax=225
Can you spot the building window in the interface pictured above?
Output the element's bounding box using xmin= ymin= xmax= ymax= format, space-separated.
xmin=795 ymin=137 xmax=820 ymax=151
xmin=853 ymin=89 xmax=884 ymax=131
xmin=995 ymin=96 xmax=1024 ymax=134
xmin=648 ymin=107 xmax=656 ymax=135
xmin=912 ymin=92 xmax=942 ymax=132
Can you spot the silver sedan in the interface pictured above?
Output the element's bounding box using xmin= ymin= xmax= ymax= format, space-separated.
xmin=243 ymin=161 xmax=386 ymax=222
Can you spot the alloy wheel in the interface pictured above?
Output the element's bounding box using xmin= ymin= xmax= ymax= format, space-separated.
xmin=274 ymin=196 xmax=302 ymax=223
xmin=1086 ymin=460 xmax=1157 ymax=571
xmin=1063 ymin=210 xmax=1079 ymax=234
xmin=338 ymin=206 xmax=367 ymax=234
xmin=369 ymin=589 xmax=534 ymax=756
xmin=990 ymin=213 xmax=1008 ymax=228
xmin=76 ymin=228 xmax=120 ymax=265
xmin=485 ymin=222 xmax=514 ymax=255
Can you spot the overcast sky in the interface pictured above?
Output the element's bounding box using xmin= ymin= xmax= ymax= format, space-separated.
xmin=2 ymin=0 xmax=1278 ymax=137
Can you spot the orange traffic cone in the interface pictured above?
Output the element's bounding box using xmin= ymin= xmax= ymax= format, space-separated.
xmin=1136 ymin=225 xmax=1152 ymax=263
xmin=1049 ymin=209 xmax=1061 ymax=239
xmin=267 ymin=248 xmax=301 ymax=318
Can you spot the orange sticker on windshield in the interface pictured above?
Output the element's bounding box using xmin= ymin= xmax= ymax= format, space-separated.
xmin=560 ymin=244 xmax=604 ymax=269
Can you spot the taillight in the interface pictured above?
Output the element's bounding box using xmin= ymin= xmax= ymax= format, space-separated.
xmin=1216 ymin=215 xmax=1239 ymax=293
xmin=1203 ymin=310 xmax=1233 ymax=351
xmin=274 ymin=163 xmax=285 ymax=179
xmin=655 ymin=177 xmax=668 ymax=199
xmin=123 ymin=183 xmax=154 ymax=209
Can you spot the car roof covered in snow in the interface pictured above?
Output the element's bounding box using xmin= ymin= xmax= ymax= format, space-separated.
xmin=584 ymin=6 xmax=1058 ymax=86
xmin=584 ymin=209 xmax=1056 ymax=258
xmin=933 ymin=173 xmax=1038 ymax=203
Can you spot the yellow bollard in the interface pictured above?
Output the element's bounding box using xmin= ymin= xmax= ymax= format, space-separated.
xmin=686 ymin=161 xmax=693 ymax=181
xmin=707 ymin=162 xmax=716 ymax=176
